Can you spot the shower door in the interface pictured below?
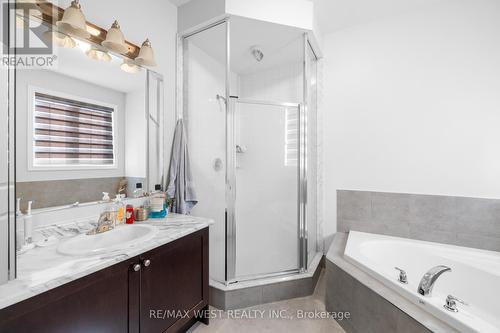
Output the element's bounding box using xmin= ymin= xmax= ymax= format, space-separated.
xmin=181 ymin=18 xmax=318 ymax=285
xmin=228 ymin=98 xmax=302 ymax=280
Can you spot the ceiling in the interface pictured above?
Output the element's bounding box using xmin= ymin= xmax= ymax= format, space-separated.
xmin=314 ymin=0 xmax=449 ymax=33
xmin=168 ymin=0 xmax=192 ymax=6
xmin=186 ymin=16 xmax=304 ymax=75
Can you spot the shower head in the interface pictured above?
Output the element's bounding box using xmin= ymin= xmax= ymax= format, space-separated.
xmin=251 ymin=47 xmax=264 ymax=62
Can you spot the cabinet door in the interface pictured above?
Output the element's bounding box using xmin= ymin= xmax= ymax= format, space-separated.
xmin=0 ymin=257 xmax=138 ymax=333
xmin=140 ymin=228 xmax=209 ymax=333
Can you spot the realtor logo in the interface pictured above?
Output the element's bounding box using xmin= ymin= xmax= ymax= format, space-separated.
xmin=1 ymin=1 xmax=57 ymax=68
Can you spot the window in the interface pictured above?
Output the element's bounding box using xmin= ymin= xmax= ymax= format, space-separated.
xmin=285 ymin=107 xmax=298 ymax=167
xmin=32 ymin=91 xmax=115 ymax=168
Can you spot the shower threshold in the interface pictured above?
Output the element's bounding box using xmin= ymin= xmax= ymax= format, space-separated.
xmin=209 ymin=253 xmax=323 ymax=310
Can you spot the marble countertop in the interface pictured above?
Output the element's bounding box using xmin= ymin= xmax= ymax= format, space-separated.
xmin=0 ymin=214 xmax=213 ymax=310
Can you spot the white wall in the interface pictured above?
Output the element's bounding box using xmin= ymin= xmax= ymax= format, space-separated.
xmin=321 ymin=0 xmax=500 ymax=247
xmin=16 ymin=70 xmax=126 ymax=182
xmin=239 ymin=61 xmax=302 ymax=102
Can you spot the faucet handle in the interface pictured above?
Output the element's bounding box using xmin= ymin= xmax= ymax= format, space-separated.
xmin=394 ymin=267 xmax=408 ymax=284
xmin=444 ymin=295 xmax=468 ymax=312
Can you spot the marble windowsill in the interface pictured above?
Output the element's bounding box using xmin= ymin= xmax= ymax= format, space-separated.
xmin=0 ymin=214 xmax=214 ymax=310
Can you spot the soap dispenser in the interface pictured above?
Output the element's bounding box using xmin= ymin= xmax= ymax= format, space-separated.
xmin=24 ymin=201 xmax=33 ymax=244
xmin=16 ymin=198 xmax=22 ymax=216
xmin=133 ymin=183 xmax=144 ymax=198
xmin=102 ymin=192 xmax=111 ymax=202
xmin=114 ymin=194 xmax=125 ymax=225
xmin=16 ymin=198 xmax=25 ymax=250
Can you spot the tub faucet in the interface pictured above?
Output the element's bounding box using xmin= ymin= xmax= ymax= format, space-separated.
xmin=418 ymin=265 xmax=451 ymax=296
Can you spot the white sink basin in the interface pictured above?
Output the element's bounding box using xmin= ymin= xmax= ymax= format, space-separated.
xmin=57 ymin=224 xmax=157 ymax=256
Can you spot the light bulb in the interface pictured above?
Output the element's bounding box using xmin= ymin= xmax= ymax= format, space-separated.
xmin=86 ymin=48 xmax=111 ymax=62
xmin=120 ymin=60 xmax=141 ymax=73
xmin=76 ymin=40 xmax=91 ymax=52
xmin=42 ymin=30 xmax=76 ymax=48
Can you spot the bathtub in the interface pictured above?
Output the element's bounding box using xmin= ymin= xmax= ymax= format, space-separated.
xmin=344 ymin=231 xmax=500 ymax=333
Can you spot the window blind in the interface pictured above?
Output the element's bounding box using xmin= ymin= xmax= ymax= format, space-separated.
xmin=33 ymin=92 xmax=115 ymax=166
xmin=285 ymin=107 xmax=298 ymax=167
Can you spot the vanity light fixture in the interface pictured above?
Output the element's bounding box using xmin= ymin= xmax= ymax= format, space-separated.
xmin=102 ymin=20 xmax=129 ymax=54
xmin=56 ymin=0 xmax=91 ymax=39
xmin=135 ymin=39 xmax=157 ymax=67
xmin=120 ymin=59 xmax=142 ymax=73
xmin=86 ymin=47 xmax=112 ymax=62
xmin=42 ymin=30 xmax=76 ymax=48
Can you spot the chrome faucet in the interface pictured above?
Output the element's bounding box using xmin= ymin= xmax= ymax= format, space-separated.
xmin=394 ymin=267 xmax=408 ymax=284
xmin=418 ymin=265 xmax=451 ymax=296
xmin=443 ymin=295 xmax=467 ymax=312
xmin=86 ymin=212 xmax=115 ymax=235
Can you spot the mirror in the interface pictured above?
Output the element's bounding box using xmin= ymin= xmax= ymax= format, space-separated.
xmin=14 ymin=15 xmax=162 ymax=215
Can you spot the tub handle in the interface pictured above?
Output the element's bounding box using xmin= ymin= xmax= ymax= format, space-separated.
xmin=394 ymin=267 xmax=408 ymax=284
xmin=444 ymin=295 xmax=468 ymax=312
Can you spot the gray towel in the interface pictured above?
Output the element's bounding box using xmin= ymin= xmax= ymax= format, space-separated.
xmin=166 ymin=119 xmax=198 ymax=214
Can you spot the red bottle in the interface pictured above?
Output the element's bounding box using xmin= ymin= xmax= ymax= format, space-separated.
xmin=126 ymin=205 xmax=134 ymax=224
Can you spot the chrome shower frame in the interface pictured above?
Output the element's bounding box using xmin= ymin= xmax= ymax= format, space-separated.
xmin=177 ymin=18 xmax=320 ymax=286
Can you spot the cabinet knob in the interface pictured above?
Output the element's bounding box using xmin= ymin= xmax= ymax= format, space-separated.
xmin=143 ymin=259 xmax=151 ymax=267
xmin=133 ymin=264 xmax=141 ymax=272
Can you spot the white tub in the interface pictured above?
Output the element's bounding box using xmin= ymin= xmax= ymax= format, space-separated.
xmin=344 ymin=231 xmax=500 ymax=333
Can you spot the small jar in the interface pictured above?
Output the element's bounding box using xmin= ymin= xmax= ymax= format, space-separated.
xmin=134 ymin=207 xmax=149 ymax=221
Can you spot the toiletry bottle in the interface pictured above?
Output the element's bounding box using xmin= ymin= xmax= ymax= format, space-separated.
xmin=149 ymin=184 xmax=167 ymax=218
xmin=133 ymin=183 xmax=144 ymax=198
xmin=134 ymin=206 xmax=148 ymax=221
xmin=105 ymin=201 xmax=117 ymax=230
xmin=24 ymin=201 xmax=33 ymax=244
xmin=102 ymin=192 xmax=110 ymax=202
xmin=16 ymin=198 xmax=25 ymax=250
xmin=16 ymin=197 xmax=22 ymax=216
xmin=115 ymin=194 xmax=126 ymax=225
xmin=126 ymin=204 xmax=134 ymax=224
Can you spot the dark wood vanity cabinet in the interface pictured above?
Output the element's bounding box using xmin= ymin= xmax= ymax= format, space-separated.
xmin=0 ymin=227 xmax=209 ymax=333
xmin=139 ymin=228 xmax=208 ymax=333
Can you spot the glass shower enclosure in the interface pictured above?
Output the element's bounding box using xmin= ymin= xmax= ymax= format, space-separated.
xmin=179 ymin=16 xmax=319 ymax=285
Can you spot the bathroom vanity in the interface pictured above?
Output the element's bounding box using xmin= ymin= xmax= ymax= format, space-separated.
xmin=0 ymin=215 xmax=212 ymax=333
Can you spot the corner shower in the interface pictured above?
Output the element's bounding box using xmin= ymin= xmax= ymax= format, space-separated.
xmin=178 ymin=16 xmax=320 ymax=287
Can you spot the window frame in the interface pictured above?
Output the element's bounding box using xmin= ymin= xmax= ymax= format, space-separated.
xmin=27 ymin=85 xmax=119 ymax=171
